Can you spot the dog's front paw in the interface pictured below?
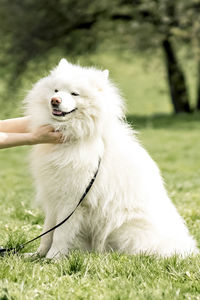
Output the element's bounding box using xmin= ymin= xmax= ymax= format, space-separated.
xmin=37 ymin=245 xmax=50 ymax=257
xmin=23 ymin=252 xmax=39 ymax=258
xmin=46 ymin=247 xmax=67 ymax=260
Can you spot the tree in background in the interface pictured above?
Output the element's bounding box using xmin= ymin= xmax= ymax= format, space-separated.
xmin=177 ymin=0 xmax=200 ymax=111
xmin=111 ymin=0 xmax=193 ymax=113
xmin=0 ymin=0 xmax=110 ymax=75
xmin=0 ymin=0 xmax=199 ymax=113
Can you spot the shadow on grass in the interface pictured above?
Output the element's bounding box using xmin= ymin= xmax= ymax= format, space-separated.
xmin=126 ymin=112 xmax=200 ymax=130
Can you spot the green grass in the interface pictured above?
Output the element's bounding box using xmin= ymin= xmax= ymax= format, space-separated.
xmin=0 ymin=53 xmax=200 ymax=299
xmin=0 ymin=114 xmax=200 ymax=300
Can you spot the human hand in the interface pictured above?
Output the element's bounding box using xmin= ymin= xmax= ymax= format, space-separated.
xmin=30 ymin=125 xmax=63 ymax=145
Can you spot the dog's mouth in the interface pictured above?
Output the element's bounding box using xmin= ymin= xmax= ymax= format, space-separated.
xmin=52 ymin=108 xmax=77 ymax=117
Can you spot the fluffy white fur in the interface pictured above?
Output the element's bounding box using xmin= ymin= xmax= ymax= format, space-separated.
xmin=24 ymin=58 xmax=198 ymax=259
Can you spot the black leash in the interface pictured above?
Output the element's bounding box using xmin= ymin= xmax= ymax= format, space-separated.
xmin=0 ymin=158 xmax=101 ymax=256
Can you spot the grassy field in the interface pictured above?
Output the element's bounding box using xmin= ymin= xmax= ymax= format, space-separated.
xmin=0 ymin=53 xmax=200 ymax=299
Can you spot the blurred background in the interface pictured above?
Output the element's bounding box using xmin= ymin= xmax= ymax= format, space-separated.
xmin=0 ymin=0 xmax=200 ymax=119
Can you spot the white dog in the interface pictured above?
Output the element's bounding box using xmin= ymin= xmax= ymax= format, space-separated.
xmin=24 ymin=58 xmax=198 ymax=259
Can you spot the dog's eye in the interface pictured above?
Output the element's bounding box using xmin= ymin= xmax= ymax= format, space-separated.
xmin=71 ymin=92 xmax=79 ymax=96
xmin=54 ymin=89 xmax=59 ymax=93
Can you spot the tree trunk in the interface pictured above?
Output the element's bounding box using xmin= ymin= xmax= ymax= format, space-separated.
xmin=162 ymin=38 xmax=191 ymax=113
xmin=196 ymin=59 xmax=200 ymax=110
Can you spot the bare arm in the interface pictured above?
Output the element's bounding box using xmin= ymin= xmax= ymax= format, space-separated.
xmin=0 ymin=132 xmax=36 ymax=148
xmin=0 ymin=117 xmax=30 ymax=133
xmin=0 ymin=118 xmax=63 ymax=149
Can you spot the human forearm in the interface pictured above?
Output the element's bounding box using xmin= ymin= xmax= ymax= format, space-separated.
xmin=0 ymin=125 xmax=62 ymax=149
xmin=0 ymin=132 xmax=34 ymax=149
xmin=0 ymin=117 xmax=30 ymax=133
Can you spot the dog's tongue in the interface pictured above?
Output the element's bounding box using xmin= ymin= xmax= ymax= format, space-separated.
xmin=53 ymin=109 xmax=63 ymax=116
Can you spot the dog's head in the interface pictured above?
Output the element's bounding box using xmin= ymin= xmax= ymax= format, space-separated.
xmin=24 ymin=58 xmax=124 ymax=142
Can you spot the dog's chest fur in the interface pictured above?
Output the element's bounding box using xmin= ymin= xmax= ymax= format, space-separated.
xmin=31 ymin=139 xmax=104 ymax=211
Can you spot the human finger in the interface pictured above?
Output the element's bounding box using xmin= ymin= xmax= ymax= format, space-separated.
xmin=49 ymin=131 xmax=63 ymax=143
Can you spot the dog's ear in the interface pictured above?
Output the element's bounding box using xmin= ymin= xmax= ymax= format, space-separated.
xmin=58 ymin=58 xmax=69 ymax=68
xmin=102 ymin=69 xmax=109 ymax=80
xmin=93 ymin=69 xmax=109 ymax=91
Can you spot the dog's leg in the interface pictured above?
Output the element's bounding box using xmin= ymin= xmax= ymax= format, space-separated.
xmin=46 ymin=209 xmax=83 ymax=259
xmin=37 ymin=212 xmax=56 ymax=257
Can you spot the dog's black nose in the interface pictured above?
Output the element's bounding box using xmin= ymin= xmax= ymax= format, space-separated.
xmin=51 ymin=97 xmax=62 ymax=107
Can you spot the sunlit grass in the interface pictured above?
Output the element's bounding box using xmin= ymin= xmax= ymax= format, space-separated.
xmin=0 ymin=114 xmax=200 ymax=299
